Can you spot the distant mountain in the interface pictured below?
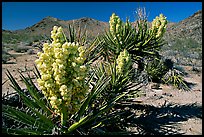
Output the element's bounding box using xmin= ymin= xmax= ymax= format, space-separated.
xmin=2 ymin=10 xmax=202 ymax=46
xmin=164 ymin=10 xmax=202 ymax=44
xmin=2 ymin=10 xmax=202 ymax=67
xmin=12 ymin=16 xmax=109 ymax=42
xmin=161 ymin=10 xmax=202 ymax=67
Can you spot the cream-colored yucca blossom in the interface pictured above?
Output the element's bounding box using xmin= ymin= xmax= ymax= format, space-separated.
xmin=151 ymin=14 xmax=167 ymax=38
xmin=116 ymin=49 xmax=132 ymax=74
xmin=109 ymin=13 xmax=122 ymax=34
xmin=35 ymin=26 xmax=88 ymax=115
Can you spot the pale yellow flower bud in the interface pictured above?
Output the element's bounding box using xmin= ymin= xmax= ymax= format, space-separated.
xmin=53 ymin=26 xmax=58 ymax=31
xmin=36 ymin=26 xmax=89 ymax=116
xmin=78 ymin=46 xmax=85 ymax=53
xmin=80 ymin=65 xmax=87 ymax=72
xmin=50 ymin=96 xmax=57 ymax=101
xmin=60 ymin=85 xmax=68 ymax=92
xmin=37 ymin=79 xmax=45 ymax=86
xmin=41 ymin=74 xmax=51 ymax=81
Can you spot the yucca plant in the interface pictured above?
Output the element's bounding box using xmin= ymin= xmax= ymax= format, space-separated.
xmin=162 ymin=67 xmax=190 ymax=91
xmin=2 ymin=25 xmax=143 ymax=135
xmin=90 ymin=49 xmax=143 ymax=103
xmin=2 ymin=69 xmax=56 ymax=135
xmin=96 ymin=8 xmax=167 ymax=71
xmin=2 ymin=67 xmax=112 ymax=135
xmin=144 ymin=58 xmax=170 ymax=83
xmin=65 ymin=24 xmax=88 ymax=46
xmin=144 ymin=57 xmax=190 ymax=91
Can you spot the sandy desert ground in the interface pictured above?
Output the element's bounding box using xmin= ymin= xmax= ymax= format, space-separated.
xmin=2 ymin=50 xmax=202 ymax=135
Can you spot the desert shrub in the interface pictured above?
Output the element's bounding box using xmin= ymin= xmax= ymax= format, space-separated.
xmin=31 ymin=35 xmax=45 ymax=42
xmin=191 ymin=66 xmax=202 ymax=73
xmin=13 ymin=45 xmax=31 ymax=53
xmin=162 ymin=68 xmax=190 ymax=91
xmin=144 ymin=57 xmax=189 ymax=90
xmin=162 ymin=38 xmax=202 ymax=65
xmin=2 ymin=50 xmax=15 ymax=64
xmin=2 ymin=33 xmax=29 ymax=44
xmin=144 ymin=58 xmax=169 ymax=83
xmin=2 ymin=31 xmax=45 ymax=44
xmin=27 ymin=49 xmax=35 ymax=55
xmin=2 ymin=54 xmax=11 ymax=64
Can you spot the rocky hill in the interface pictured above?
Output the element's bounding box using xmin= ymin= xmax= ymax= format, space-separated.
xmin=160 ymin=10 xmax=202 ymax=67
xmin=2 ymin=10 xmax=202 ymax=44
xmin=2 ymin=10 xmax=202 ymax=67
xmin=164 ymin=10 xmax=202 ymax=44
xmin=9 ymin=16 xmax=109 ymax=43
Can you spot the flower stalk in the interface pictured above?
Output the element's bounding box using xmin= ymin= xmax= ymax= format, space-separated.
xmin=151 ymin=14 xmax=167 ymax=38
xmin=35 ymin=26 xmax=89 ymax=127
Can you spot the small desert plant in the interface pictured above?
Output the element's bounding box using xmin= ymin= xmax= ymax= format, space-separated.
xmin=2 ymin=54 xmax=11 ymax=64
xmin=144 ymin=58 xmax=169 ymax=83
xmin=13 ymin=45 xmax=31 ymax=53
xmin=2 ymin=49 xmax=15 ymax=64
xmin=162 ymin=68 xmax=190 ymax=91
xmin=144 ymin=57 xmax=190 ymax=90
xmin=27 ymin=49 xmax=35 ymax=55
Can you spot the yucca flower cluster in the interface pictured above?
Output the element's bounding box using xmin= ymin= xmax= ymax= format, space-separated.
xmin=116 ymin=49 xmax=132 ymax=74
xmin=35 ymin=26 xmax=88 ymax=115
xmin=151 ymin=14 xmax=167 ymax=38
xmin=109 ymin=13 xmax=122 ymax=35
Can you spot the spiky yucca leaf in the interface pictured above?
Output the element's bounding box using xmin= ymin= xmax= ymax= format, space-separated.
xmin=162 ymin=68 xmax=190 ymax=91
xmin=96 ymin=16 xmax=166 ymax=72
xmin=144 ymin=58 xmax=169 ymax=82
xmin=3 ymin=70 xmax=55 ymax=135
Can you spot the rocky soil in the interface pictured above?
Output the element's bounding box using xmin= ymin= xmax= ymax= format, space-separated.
xmin=2 ymin=49 xmax=202 ymax=135
xmin=130 ymin=70 xmax=202 ymax=135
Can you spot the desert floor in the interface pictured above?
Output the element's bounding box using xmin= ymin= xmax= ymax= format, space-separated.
xmin=2 ymin=50 xmax=202 ymax=135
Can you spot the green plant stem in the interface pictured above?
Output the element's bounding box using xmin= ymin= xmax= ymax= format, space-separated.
xmin=61 ymin=105 xmax=68 ymax=127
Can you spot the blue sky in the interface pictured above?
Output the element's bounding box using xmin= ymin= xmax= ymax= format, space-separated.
xmin=2 ymin=2 xmax=202 ymax=31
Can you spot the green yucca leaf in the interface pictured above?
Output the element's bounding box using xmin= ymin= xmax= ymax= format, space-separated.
xmin=85 ymin=38 xmax=103 ymax=64
xmin=142 ymin=36 xmax=153 ymax=47
xmin=110 ymin=60 xmax=117 ymax=83
xmin=91 ymin=122 xmax=103 ymax=130
xmin=6 ymin=70 xmax=40 ymax=109
xmin=103 ymin=35 xmax=116 ymax=51
xmin=76 ymin=73 xmax=111 ymax=121
xmin=18 ymin=71 xmax=52 ymax=115
xmin=67 ymin=115 xmax=90 ymax=134
xmin=3 ymin=105 xmax=38 ymax=128
xmin=33 ymin=64 xmax=41 ymax=79
xmin=29 ymin=107 xmax=54 ymax=129
xmin=90 ymin=74 xmax=111 ymax=105
xmin=67 ymin=24 xmax=75 ymax=42
xmin=6 ymin=69 xmax=21 ymax=91
xmin=142 ymin=51 xmax=156 ymax=55
xmin=5 ymin=70 xmax=54 ymax=131
xmin=3 ymin=109 xmax=34 ymax=127
xmin=86 ymin=90 xmax=130 ymax=125
xmin=123 ymin=33 xmax=134 ymax=47
xmin=2 ymin=127 xmax=43 ymax=135
xmin=3 ymin=104 xmax=52 ymax=132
